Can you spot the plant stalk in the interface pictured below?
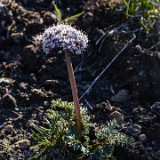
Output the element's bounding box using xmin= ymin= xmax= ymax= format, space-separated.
xmin=65 ymin=51 xmax=82 ymax=134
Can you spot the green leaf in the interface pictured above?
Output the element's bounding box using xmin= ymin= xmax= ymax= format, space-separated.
xmin=52 ymin=1 xmax=62 ymax=23
xmin=62 ymin=12 xmax=83 ymax=23
xmin=123 ymin=0 xmax=130 ymax=15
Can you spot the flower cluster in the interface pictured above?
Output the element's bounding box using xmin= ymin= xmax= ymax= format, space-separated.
xmin=35 ymin=24 xmax=88 ymax=55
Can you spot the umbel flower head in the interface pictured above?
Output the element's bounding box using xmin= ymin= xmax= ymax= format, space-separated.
xmin=35 ymin=24 xmax=88 ymax=55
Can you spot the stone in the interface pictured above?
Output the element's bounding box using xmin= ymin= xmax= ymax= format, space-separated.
xmin=127 ymin=124 xmax=142 ymax=137
xmin=138 ymin=134 xmax=147 ymax=143
xmin=18 ymin=82 xmax=28 ymax=90
xmin=151 ymin=102 xmax=160 ymax=115
xmin=111 ymin=89 xmax=129 ymax=103
xmin=109 ymin=111 xmax=124 ymax=125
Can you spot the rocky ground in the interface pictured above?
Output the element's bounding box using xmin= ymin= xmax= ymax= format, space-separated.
xmin=0 ymin=0 xmax=160 ymax=159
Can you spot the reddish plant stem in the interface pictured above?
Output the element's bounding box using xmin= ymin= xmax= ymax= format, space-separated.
xmin=65 ymin=51 xmax=82 ymax=134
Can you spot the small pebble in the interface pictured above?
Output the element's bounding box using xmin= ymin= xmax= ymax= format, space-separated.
xmin=138 ymin=134 xmax=147 ymax=143
xmin=111 ymin=89 xmax=129 ymax=103
xmin=127 ymin=124 xmax=142 ymax=137
xmin=109 ymin=111 xmax=124 ymax=125
xmin=151 ymin=102 xmax=160 ymax=114
xmin=18 ymin=82 xmax=28 ymax=90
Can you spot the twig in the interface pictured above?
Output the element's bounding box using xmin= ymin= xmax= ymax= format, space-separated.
xmin=151 ymin=40 xmax=160 ymax=50
xmin=96 ymin=30 xmax=106 ymax=45
xmin=79 ymin=33 xmax=136 ymax=101
xmin=84 ymin=98 xmax=93 ymax=110
xmin=98 ymin=34 xmax=108 ymax=53
xmin=97 ymin=25 xmax=126 ymax=53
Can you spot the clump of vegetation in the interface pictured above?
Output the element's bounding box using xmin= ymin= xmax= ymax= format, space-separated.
xmin=123 ymin=0 xmax=159 ymax=39
xmin=30 ymin=99 xmax=134 ymax=160
xmin=35 ymin=23 xmax=88 ymax=133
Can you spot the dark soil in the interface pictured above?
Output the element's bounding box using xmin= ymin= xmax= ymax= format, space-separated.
xmin=0 ymin=0 xmax=160 ymax=160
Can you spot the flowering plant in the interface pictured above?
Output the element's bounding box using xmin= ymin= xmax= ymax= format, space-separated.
xmin=35 ymin=24 xmax=88 ymax=134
